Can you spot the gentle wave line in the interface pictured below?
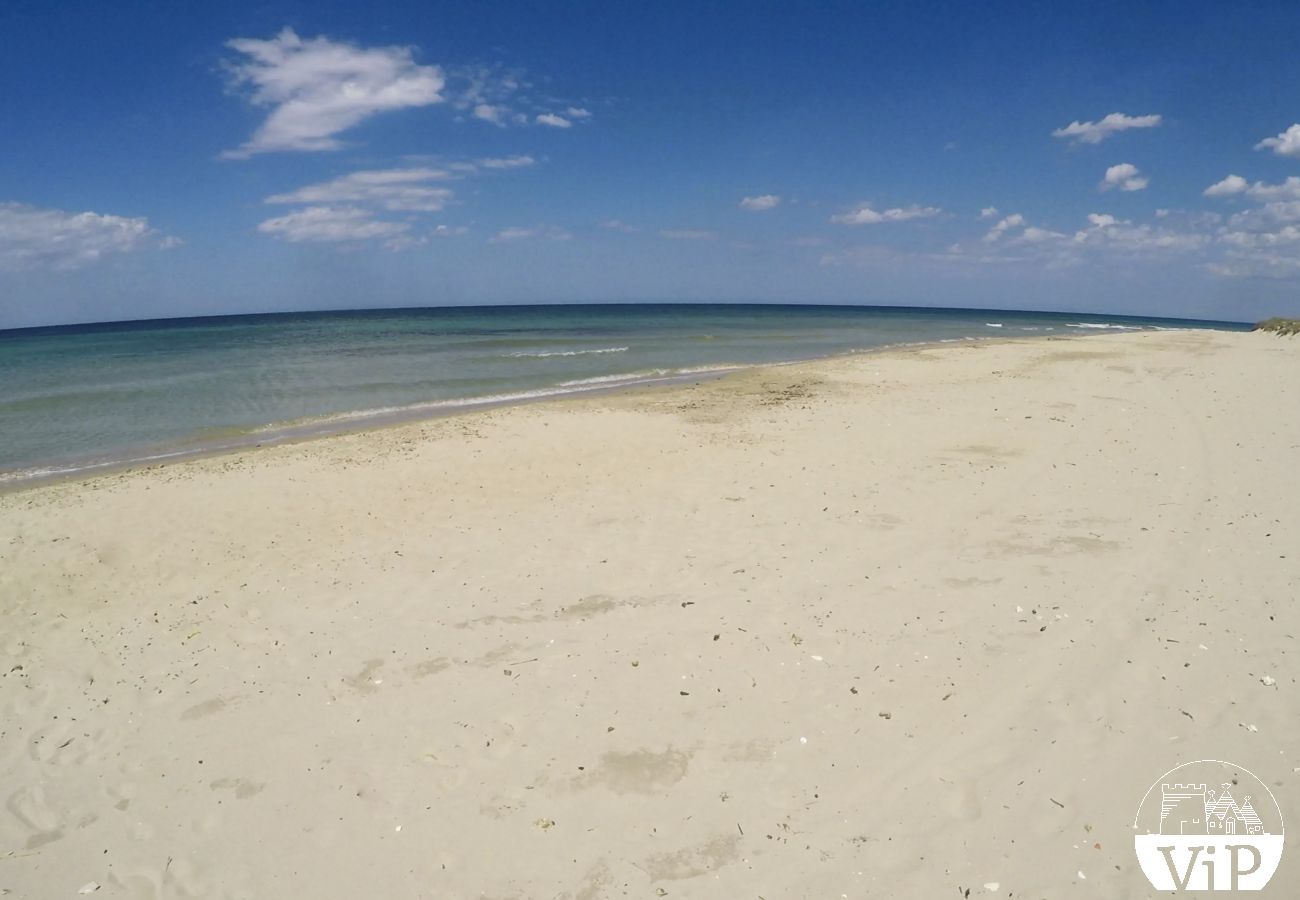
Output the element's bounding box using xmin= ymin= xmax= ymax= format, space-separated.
xmin=507 ymin=346 xmax=630 ymax=358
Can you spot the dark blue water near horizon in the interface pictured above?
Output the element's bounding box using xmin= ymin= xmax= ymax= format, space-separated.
xmin=0 ymin=301 xmax=1253 ymax=339
xmin=0 ymin=303 xmax=1252 ymax=482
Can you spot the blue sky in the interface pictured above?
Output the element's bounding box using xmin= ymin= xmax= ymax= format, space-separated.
xmin=3 ymin=0 xmax=1300 ymax=328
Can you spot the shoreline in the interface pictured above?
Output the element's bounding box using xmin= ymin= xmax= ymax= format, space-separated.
xmin=1 ymin=329 xmax=1119 ymax=493
xmin=0 ymin=333 xmax=1014 ymax=492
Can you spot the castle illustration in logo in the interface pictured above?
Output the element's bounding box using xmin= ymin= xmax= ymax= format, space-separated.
xmin=1159 ymin=782 xmax=1270 ymax=836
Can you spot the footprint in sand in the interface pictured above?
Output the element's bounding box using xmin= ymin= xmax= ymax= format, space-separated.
xmin=570 ymin=747 xmax=693 ymax=794
xmin=5 ymin=783 xmax=62 ymax=849
xmin=642 ymin=834 xmax=741 ymax=881
xmin=209 ymin=777 xmax=266 ymax=799
xmin=180 ymin=695 xmax=242 ymax=720
xmin=408 ymin=656 xmax=451 ymax=679
xmin=344 ymin=659 xmax=385 ymax=693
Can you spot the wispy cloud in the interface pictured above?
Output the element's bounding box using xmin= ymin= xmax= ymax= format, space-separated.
xmin=472 ymin=103 xmax=510 ymax=126
xmin=490 ymin=225 xmax=572 ymax=243
xmin=448 ymin=64 xmax=592 ymax=129
xmin=943 ymin=209 xmax=1212 ymax=270
xmin=979 ymin=206 xmax=999 ymax=219
xmin=1256 ymin=124 xmax=1300 ymax=158
xmin=222 ymin=28 xmax=445 ymax=158
xmin=266 ymin=168 xmax=454 ymax=211
xmin=1052 ymin=112 xmax=1162 ymax=145
xmin=830 ymin=204 xmax=940 ymax=225
xmin=1100 ymin=162 xmax=1148 ymax=192
xmin=259 ymin=157 xmax=534 ymax=247
xmin=0 ymin=202 xmax=176 ymax=270
xmin=1073 ymin=213 xmax=1207 ymax=253
xmin=983 ymin=213 xmax=1025 ymax=242
xmin=659 ymin=229 xmax=718 ymax=240
xmin=599 ymin=219 xmax=640 ymax=233
xmin=739 ymin=194 xmax=781 ymax=212
xmin=476 ymin=154 xmax=536 ymax=170
xmin=256 ymin=206 xmax=410 ymax=244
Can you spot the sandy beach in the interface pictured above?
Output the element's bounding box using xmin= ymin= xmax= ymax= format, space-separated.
xmin=1 ymin=328 xmax=1296 ymax=898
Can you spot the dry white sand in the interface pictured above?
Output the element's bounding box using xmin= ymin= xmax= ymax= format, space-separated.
xmin=1 ymin=329 xmax=1297 ymax=899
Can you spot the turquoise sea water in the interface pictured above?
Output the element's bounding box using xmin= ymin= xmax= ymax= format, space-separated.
xmin=0 ymin=304 xmax=1248 ymax=482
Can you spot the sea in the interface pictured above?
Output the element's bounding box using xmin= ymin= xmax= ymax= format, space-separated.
xmin=0 ymin=303 xmax=1249 ymax=484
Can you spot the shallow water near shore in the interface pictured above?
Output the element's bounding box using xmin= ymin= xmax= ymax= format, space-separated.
xmin=0 ymin=303 xmax=1246 ymax=481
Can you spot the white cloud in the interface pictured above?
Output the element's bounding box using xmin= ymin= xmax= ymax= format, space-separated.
xmin=433 ymin=224 xmax=469 ymax=237
xmin=565 ymin=107 xmax=592 ymax=119
xmin=1100 ymin=162 xmax=1148 ymax=192
xmin=830 ymin=204 xmax=941 ymax=225
xmin=949 ymin=208 xmax=1215 ymax=270
xmin=490 ymin=225 xmax=571 ymax=243
xmin=1212 ymin=196 xmax=1300 ymax=278
xmin=1052 ymin=112 xmax=1162 ymax=144
xmin=599 ymin=219 xmax=639 ymax=233
xmin=740 ymin=194 xmax=781 ymax=212
xmin=1204 ymin=174 xmax=1249 ymax=197
xmin=1256 ymin=124 xmax=1300 ymax=158
xmin=473 ymin=103 xmax=508 ymax=126
xmin=1204 ymin=175 xmax=1300 ymax=201
xmin=476 ymin=155 xmax=535 ymax=170
xmin=1219 ymin=225 xmax=1300 ymax=249
xmin=257 ymin=206 xmax=410 ymax=243
xmin=979 ymin=206 xmax=999 ymax=219
xmin=1212 ymin=199 xmax=1300 ymax=276
xmin=983 ymin=213 xmax=1025 ymax=242
xmin=1073 ymin=213 xmax=1208 ymax=253
xmin=1020 ymin=225 xmax=1067 ymax=243
xmin=266 ymin=168 xmax=454 ymax=211
xmin=659 ymin=229 xmax=718 ymax=240
xmin=980 ymin=214 xmax=1066 ymax=247
xmin=536 ymin=113 xmax=571 ymax=128
xmin=222 ymin=28 xmax=445 ymax=158
xmin=1244 ymin=177 xmax=1300 ymax=200
xmin=0 ymin=202 xmax=174 ymax=270
xmin=259 ymin=157 xmax=536 ymax=248
xmin=1220 ymin=209 xmax=1300 ymax=243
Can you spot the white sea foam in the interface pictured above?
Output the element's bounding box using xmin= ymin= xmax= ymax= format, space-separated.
xmin=0 ymin=446 xmax=202 ymax=485
xmin=985 ymin=323 xmax=1003 ymax=328
xmin=508 ymin=346 xmax=629 ymax=358
xmin=559 ymin=371 xmax=669 ymax=387
xmin=557 ymin=365 xmax=742 ymax=388
xmin=249 ymin=365 xmax=743 ymax=434
xmin=1064 ymin=322 xmax=1140 ymax=330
